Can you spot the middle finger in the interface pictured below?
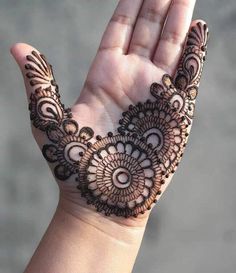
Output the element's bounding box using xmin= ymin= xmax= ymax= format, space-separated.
xmin=128 ymin=0 xmax=172 ymax=59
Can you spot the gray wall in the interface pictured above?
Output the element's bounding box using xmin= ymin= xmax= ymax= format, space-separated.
xmin=0 ymin=0 xmax=236 ymax=272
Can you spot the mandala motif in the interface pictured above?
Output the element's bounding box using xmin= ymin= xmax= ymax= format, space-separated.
xmin=118 ymin=100 xmax=187 ymax=173
xmin=79 ymin=135 xmax=162 ymax=217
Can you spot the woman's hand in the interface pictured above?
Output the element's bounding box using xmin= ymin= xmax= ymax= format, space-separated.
xmin=11 ymin=1 xmax=209 ymax=272
xmin=11 ymin=0 xmax=208 ymax=230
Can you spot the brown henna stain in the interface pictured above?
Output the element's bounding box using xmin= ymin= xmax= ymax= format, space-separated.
xmin=25 ymin=22 xmax=209 ymax=217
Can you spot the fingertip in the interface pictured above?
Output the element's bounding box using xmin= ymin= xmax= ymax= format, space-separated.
xmin=191 ymin=19 xmax=206 ymax=25
xmin=174 ymin=18 xmax=209 ymax=92
xmin=10 ymin=43 xmax=38 ymax=67
xmin=10 ymin=43 xmax=46 ymax=100
xmin=190 ymin=19 xmax=209 ymax=32
xmin=11 ymin=42 xmax=34 ymax=55
xmin=188 ymin=19 xmax=209 ymax=48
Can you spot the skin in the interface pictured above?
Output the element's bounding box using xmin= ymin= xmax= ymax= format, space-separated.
xmin=11 ymin=0 xmax=207 ymax=272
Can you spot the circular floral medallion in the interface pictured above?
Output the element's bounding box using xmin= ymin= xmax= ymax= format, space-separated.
xmin=119 ymin=100 xmax=187 ymax=174
xmin=79 ymin=135 xmax=162 ymax=217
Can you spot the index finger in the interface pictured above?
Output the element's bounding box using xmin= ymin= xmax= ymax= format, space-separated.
xmin=153 ymin=0 xmax=196 ymax=73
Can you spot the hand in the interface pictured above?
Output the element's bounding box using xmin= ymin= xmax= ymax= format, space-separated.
xmin=11 ymin=0 xmax=208 ymax=227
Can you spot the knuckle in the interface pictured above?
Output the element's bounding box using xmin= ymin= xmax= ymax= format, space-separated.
xmin=140 ymin=6 xmax=163 ymax=24
xmin=161 ymin=30 xmax=184 ymax=47
xmin=110 ymin=13 xmax=134 ymax=27
xmin=129 ymin=43 xmax=150 ymax=57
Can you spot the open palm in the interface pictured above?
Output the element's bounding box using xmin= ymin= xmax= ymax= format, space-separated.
xmin=78 ymin=0 xmax=198 ymax=133
xmin=12 ymin=0 xmax=208 ymax=224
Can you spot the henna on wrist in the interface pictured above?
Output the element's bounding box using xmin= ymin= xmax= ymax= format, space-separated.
xmin=25 ymin=22 xmax=209 ymax=218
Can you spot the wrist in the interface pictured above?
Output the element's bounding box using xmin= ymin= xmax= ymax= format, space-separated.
xmin=58 ymin=192 xmax=148 ymax=240
xmin=55 ymin=197 xmax=147 ymax=273
xmin=25 ymin=197 xmax=147 ymax=273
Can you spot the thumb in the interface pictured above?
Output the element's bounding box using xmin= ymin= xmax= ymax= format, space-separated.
xmin=10 ymin=43 xmax=66 ymax=130
xmin=11 ymin=43 xmax=93 ymax=182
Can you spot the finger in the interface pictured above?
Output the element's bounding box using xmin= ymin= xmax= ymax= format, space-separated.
xmin=153 ymin=0 xmax=196 ymax=74
xmin=98 ymin=0 xmax=143 ymax=54
xmin=151 ymin=20 xmax=209 ymax=124
xmin=174 ymin=20 xmax=209 ymax=123
xmin=144 ymin=21 xmax=209 ymax=207
xmin=10 ymin=43 xmax=68 ymax=139
xmin=11 ymin=44 xmax=94 ymax=182
xmin=128 ymin=0 xmax=172 ymax=59
xmin=11 ymin=43 xmax=59 ymax=102
xmin=10 ymin=43 xmax=66 ymax=146
xmin=174 ymin=20 xmax=209 ymax=92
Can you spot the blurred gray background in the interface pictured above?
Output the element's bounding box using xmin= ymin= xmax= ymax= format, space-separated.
xmin=0 ymin=0 xmax=236 ymax=272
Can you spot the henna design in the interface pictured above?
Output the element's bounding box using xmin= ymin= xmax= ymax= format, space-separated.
xmin=26 ymin=51 xmax=67 ymax=130
xmin=29 ymin=88 xmax=65 ymax=130
xmin=25 ymin=22 xmax=208 ymax=217
xmin=26 ymin=51 xmax=94 ymax=181
xmin=151 ymin=75 xmax=196 ymax=123
xmin=118 ymin=100 xmax=187 ymax=175
xmin=175 ymin=23 xmax=208 ymax=90
xmin=25 ymin=50 xmax=58 ymax=92
xmin=151 ymin=23 xmax=209 ymax=124
xmin=43 ymin=123 xmax=93 ymax=180
xmin=79 ymin=134 xmax=162 ymax=217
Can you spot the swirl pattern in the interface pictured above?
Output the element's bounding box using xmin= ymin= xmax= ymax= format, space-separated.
xmin=175 ymin=22 xmax=208 ymax=91
xmin=150 ymin=23 xmax=209 ymax=124
xmin=29 ymin=88 xmax=65 ymax=130
xmin=151 ymin=75 xmax=196 ymax=123
xmin=42 ymin=124 xmax=93 ymax=180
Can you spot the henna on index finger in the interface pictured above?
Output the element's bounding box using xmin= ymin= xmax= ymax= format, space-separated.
xmin=151 ymin=22 xmax=209 ymax=124
xmin=175 ymin=22 xmax=209 ymax=92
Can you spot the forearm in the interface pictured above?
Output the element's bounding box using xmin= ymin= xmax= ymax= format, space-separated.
xmin=24 ymin=197 xmax=146 ymax=273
